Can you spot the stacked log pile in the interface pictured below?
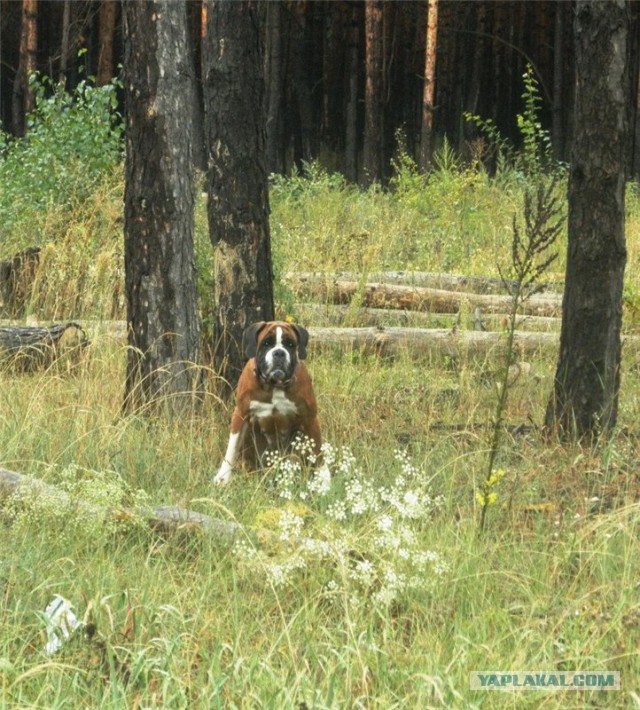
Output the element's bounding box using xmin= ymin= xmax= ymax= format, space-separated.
xmin=283 ymin=271 xmax=568 ymax=359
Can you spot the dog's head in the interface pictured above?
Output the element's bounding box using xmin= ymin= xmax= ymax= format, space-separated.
xmin=243 ymin=321 xmax=309 ymax=386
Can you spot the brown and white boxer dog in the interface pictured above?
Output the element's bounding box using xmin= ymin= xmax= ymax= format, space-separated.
xmin=213 ymin=321 xmax=321 ymax=485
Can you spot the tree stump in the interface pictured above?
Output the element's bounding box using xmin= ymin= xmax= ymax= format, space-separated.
xmin=0 ymin=247 xmax=40 ymax=317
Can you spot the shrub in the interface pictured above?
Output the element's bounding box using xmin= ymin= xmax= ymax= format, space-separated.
xmin=0 ymin=68 xmax=123 ymax=246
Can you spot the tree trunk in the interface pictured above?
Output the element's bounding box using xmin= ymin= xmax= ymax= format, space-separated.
xmin=203 ymin=1 xmax=274 ymax=396
xmin=344 ymin=3 xmax=360 ymax=183
xmin=289 ymin=1 xmax=316 ymax=172
xmin=122 ymin=1 xmax=201 ymax=415
xmin=96 ymin=0 xmax=117 ymax=87
xmin=552 ymin=1 xmax=565 ymax=161
xmin=545 ymin=0 xmax=634 ymax=437
xmin=362 ymin=0 xmax=384 ymax=186
xmin=464 ymin=1 xmax=486 ymax=133
xmin=12 ymin=0 xmax=38 ymax=137
xmin=59 ymin=0 xmax=71 ymax=83
xmin=265 ymin=1 xmax=285 ymax=175
xmin=419 ymin=0 xmax=438 ymax=172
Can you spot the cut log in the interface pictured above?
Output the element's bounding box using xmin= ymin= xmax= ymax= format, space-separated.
xmin=0 ymin=322 xmax=88 ymax=370
xmin=307 ymin=325 xmax=560 ymax=358
xmin=0 ymin=467 xmax=247 ymax=543
xmin=286 ymin=270 xmax=564 ymax=295
xmin=306 ymin=326 xmax=638 ymax=358
xmin=285 ymin=274 xmax=563 ymax=317
xmin=293 ymin=303 xmax=561 ymax=332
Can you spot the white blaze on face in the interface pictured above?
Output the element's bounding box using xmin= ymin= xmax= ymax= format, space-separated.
xmin=264 ymin=326 xmax=291 ymax=373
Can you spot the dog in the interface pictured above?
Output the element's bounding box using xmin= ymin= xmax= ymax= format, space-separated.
xmin=213 ymin=321 xmax=321 ymax=485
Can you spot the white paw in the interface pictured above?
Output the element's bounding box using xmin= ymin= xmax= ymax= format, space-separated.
xmin=213 ymin=462 xmax=233 ymax=486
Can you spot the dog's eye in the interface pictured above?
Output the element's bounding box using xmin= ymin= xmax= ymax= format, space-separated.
xmin=283 ymin=339 xmax=295 ymax=349
xmin=264 ymin=337 xmax=275 ymax=347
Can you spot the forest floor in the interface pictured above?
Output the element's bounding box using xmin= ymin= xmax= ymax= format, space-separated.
xmin=1 ymin=166 xmax=640 ymax=707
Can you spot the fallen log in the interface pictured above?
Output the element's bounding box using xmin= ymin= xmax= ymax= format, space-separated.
xmin=294 ymin=303 xmax=561 ymax=332
xmin=307 ymin=325 xmax=560 ymax=358
xmin=286 ymin=270 xmax=564 ymax=295
xmin=0 ymin=468 xmax=246 ymax=543
xmin=0 ymin=322 xmax=88 ymax=370
xmin=285 ymin=275 xmax=563 ymax=317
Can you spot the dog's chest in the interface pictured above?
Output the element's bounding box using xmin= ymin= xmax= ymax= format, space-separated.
xmin=249 ymin=389 xmax=298 ymax=422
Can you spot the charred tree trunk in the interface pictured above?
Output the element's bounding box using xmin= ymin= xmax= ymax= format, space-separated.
xmin=203 ymin=1 xmax=274 ymax=396
xmin=362 ymin=0 xmax=384 ymax=187
xmin=265 ymin=1 xmax=285 ymax=175
xmin=545 ymin=0 xmax=634 ymax=438
xmin=12 ymin=0 xmax=38 ymax=136
xmin=419 ymin=0 xmax=439 ymax=172
xmin=122 ymin=1 xmax=201 ymax=415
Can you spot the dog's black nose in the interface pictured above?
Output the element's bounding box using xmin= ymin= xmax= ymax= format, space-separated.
xmin=272 ymin=348 xmax=287 ymax=361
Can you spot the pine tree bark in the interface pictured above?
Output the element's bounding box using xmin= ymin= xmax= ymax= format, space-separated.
xmin=203 ymin=1 xmax=274 ymax=396
xmin=419 ymin=0 xmax=439 ymax=172
xmin=12 ymin=0 xmax=38 ymax=136
xmin=122 ymin=1 xmax=201 ymax=415
xmin=362 ymin=0 xmax=384 ymax=186
xmin=97 ymin=0 xmax=117 ymax=87
xmin=545 ymin=0 xmax=634 ymax=437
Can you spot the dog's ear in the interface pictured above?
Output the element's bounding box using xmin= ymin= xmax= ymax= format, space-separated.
xmin=292 ymin=324 xmax=309 ymax=360
xmin=243 ymin=322 xmax=267 ymax=359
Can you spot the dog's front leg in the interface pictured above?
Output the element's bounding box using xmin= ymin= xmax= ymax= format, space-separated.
xmin=213 ymin=422 xmax=246 ymax=485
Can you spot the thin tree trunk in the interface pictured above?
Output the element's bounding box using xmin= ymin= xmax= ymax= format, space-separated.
xmin=362 ymin=0 xmax=384 ymax=186
xmin=12 ymin=0 xmax=38 ymax=136
xmin=545 ymin=0 xmax=633 ymax=437
xmin=122 ymin=1 xmax=201 ymax=416
xmin=290 ymin=1 xmax=315 ymax=171
xmin=265 ymin=1 xmax=285 ymax=175
xmin=419 ymin=0 xmax=439 ymax=172
xmin=203 ymin=1 xmax=274 ymax=396
xmin=97 ymin=0 xmax=117 ymax=87
xmin=59 ymin=0 xmax=71 ymax=83
xmin=345 ymin=3 xmax=360 ymax=183
xmin=552 ymin=1 xmax=565 ymax=161
xmin=464 ymin=1 xmax=486 ymax=144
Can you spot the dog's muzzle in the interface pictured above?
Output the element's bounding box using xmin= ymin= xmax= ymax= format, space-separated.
xmin=261 ymin=346 xmax=294 ymax=385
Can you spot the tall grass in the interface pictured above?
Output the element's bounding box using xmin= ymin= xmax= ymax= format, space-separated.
xmin=1 ymin=339 xmax=640 ymax=707
xmin=1 ymin=75 xmax=640 ymax=707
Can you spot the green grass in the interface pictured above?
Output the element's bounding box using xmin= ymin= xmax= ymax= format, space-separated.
xmin=1 ymin=162 xmax=640 ymax=706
